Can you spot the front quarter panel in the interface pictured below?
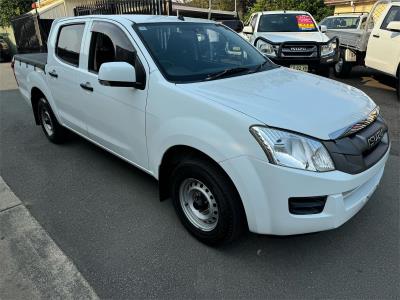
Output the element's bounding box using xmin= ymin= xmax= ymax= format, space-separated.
xmin=146 ymin=72 xmax=266 ymax=178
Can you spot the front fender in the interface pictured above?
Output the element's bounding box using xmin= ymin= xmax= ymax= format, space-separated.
xmin=148 ymin=116 xmax=243 ymax=178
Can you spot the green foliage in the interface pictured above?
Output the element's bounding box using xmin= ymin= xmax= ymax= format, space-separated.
xmin=0 ymin=0 xmax=32 ymax=27
xmin=245 ymin=0 xmax=334 ymax=22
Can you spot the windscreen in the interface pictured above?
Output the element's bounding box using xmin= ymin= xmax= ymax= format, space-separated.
xmin=320 ymin=17 xmax=360 ymax=29
xmin=135 ymin=22 xmax=273 ymax=83
xmin=258 ymin=14 xmax=318 ymax=32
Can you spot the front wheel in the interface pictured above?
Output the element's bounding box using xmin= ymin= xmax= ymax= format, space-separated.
xmin=170 ymin=157 xmax=246 ymax=245
xmin=334 ymin=57 xmax=352 ymax=78
xmin=397 ymin=74 xmax=400 ymax=101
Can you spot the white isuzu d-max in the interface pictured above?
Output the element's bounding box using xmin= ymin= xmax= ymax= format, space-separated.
xmin=12 ymin=15 xmax=390 ymax=245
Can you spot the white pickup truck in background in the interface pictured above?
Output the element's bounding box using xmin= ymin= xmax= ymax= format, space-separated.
xmin=241 ymin=10 xmax=339 ymax=77
xmin=12 ymin=15 xmax=390 ymax=245
xmin=326 ymin=0 xmax=400 ymax=99
xmin=320 ymin=13 xmax=369 ymax=31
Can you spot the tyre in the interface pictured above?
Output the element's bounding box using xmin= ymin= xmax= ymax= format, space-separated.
xmin=170 ymin=157 xmax=246 ymax=245
xmin=37 ymin=97 xmax=66 ymax=143
xmin=397 ymin=75 xmax=400 ymax=101
xmin=333 ymin=56 xmax=352 ymax=78
xmin=317 ymin=67 xmax=330 ymax=78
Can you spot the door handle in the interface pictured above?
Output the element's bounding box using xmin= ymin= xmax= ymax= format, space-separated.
xmin=372 ymin=34 xmax=380 ymax=38
xmin=48 ymin=70 xmax=58 ymax=78
xmin=80 ymin=82 xmax=93 ymax=92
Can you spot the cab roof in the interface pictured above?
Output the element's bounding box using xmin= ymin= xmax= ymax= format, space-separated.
xmin=257 ymin=11 xmax=310 ymax=15
xmin=59 ymin=14 xmax=215 ymax=24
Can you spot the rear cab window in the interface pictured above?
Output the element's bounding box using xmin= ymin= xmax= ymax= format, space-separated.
xmin=56 ymin=23 xmax=85 ymax=66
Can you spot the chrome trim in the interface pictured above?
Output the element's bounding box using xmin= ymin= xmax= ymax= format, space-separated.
xmin=329 ymin=106 xmax=380 ymax=140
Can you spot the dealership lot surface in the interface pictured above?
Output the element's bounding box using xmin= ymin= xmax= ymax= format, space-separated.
xmin=0 ymin=63 xmax=399 ymax=298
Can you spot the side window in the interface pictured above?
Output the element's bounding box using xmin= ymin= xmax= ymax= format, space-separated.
xmin=88 ymin=21 xmax=136 ymax=73
xmin=56 ymin=24 xmax=85 ymax=66
xmin=381 ymin=6 xmax=400 ymax=30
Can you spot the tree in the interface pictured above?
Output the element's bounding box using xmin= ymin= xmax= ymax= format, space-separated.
xmin=0 ymin=0 xmax=32 ymax=28
xmin=245 ymin=0 xmax=333 ymax=22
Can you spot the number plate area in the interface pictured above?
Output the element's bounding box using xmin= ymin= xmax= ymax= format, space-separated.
xmin=290 ymin=64 xmax=309 ymax=72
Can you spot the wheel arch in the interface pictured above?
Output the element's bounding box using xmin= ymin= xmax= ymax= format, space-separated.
xmin=158 ymin=145 xmax=237 ymax=202
xmin=31 ymin=87 xmax=46 ymax=125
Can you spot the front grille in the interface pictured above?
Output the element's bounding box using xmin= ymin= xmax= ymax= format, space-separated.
xmin=280 ymin=44 xmax=318 ymax=58
xmin=323 ymin=117 xmax=389 ymax=175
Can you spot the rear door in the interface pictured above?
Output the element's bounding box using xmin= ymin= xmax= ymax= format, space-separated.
xmin=79 ymin=20 xmax=149 ymax=169
xmin=366 ymin=5 xmax=400 ymax=76
xmin=46 ymin=21 xmax=89 ymax=134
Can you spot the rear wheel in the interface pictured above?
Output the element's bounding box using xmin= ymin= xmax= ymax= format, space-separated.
xmin=334 ymin=56 xmax=352 ymax=78
xmin=170 ymin=157 xmax=246 ymax=245
xmin=397 ymin=75 xmax=400 ymax=101
xmin=37 ymin=97 xmax=66 ymax=143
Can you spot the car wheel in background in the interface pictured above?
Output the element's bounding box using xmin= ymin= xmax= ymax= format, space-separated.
xmin=170 ymin=157 xmax=246 ymax=245
xmin=334 ymin=56 xmax=352 ymax=78
xmin=37 ymin=97 xmax=67 ymax=144
xmin=397 ymin=67 xmax=400 ymax=101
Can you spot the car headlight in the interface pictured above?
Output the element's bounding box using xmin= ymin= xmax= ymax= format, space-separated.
xmin=250 ymin=126 xmax=335 ymax=172
xmin=321 ymin=40 xmax=337 ymax=56
xmin=256 ymin=40 xmax=277 ymax=57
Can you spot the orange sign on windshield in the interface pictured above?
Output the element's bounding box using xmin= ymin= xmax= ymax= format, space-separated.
xmin=296 ymin=15 xmax=315 ymax=30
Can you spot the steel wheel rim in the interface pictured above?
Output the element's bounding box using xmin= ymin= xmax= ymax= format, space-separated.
xmin=179 ymin=178 xmax=219 ymax=231
xmin=335 ymin=58 xmax=343 ymax=73
xmin=40 ymin=105 xmax=54 ymax=136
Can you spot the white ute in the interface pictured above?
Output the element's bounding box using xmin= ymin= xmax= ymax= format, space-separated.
xmin=241 ymin=11 xmax=339 ymax=76
xmin=12 ymin=15 xmax=390 ymax=245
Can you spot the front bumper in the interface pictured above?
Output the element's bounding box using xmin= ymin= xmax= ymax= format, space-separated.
xmin=269 ymin=54 xmax=337 ymax=70
xmin=220 ymin=147 xmax=389 ymax=235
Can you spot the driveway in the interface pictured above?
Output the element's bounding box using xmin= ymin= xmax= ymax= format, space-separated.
xmin=0 ymin=63 xmax=399 ymax=299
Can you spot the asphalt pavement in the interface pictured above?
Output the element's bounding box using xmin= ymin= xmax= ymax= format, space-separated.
xmin=0 ymin=63 xmax=399 ymax=299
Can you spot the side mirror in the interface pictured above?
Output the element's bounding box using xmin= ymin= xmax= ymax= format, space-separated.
xmin=387 ymin=21 xmax=400 ymax=32
xmin=243 ymin=25 xmax=254 ymax=34
xmin=98 ymin=62 xmax=137 ymax=87
xmin=320 ymin=25 xmax=328 ymax=33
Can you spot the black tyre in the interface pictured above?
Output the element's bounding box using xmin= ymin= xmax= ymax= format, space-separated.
xmin=333 ymin=56 xmax=352 ymax=78
xmin=170 ymin=157 xmax=246 ymax=245
xmin=37 ymin=97 xmax=66 ymax=143
xmin=397 ymin=74 xmax=400 ymax=101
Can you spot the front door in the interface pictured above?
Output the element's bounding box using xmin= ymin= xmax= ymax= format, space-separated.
xmin=366 ymin=5 xmax=400 ymax=75
xmin=80 ymin=20 xmax=149 ymax=169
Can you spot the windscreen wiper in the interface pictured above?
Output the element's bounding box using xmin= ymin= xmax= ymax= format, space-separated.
xmin=250 ymin=60 xmax=271 ymax=74
xmin=205 ymin=67 xmax=251 ymax=81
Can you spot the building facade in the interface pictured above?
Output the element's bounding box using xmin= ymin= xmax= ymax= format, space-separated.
xmin=324 ymin=0 xmax=377 ymax=14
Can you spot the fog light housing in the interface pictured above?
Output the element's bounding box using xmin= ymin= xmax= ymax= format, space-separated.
xmin=289 ymin=196 xmax=327 ymax=215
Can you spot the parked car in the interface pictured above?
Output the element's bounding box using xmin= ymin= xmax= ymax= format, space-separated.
xmin=327 ymin=0 xmax=400 ymax=100
xmin=241 ymin=11 xmax=339 ymax=77
xmin=13 ymin=15 xmax=390 ymax=245
xmin=0 ymin=38 xmax=11 ymax=62
xmin=366 ymin=1 xmax=400 ymax=99
xmin=320 ymin=13 xmax=368 ymax=31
